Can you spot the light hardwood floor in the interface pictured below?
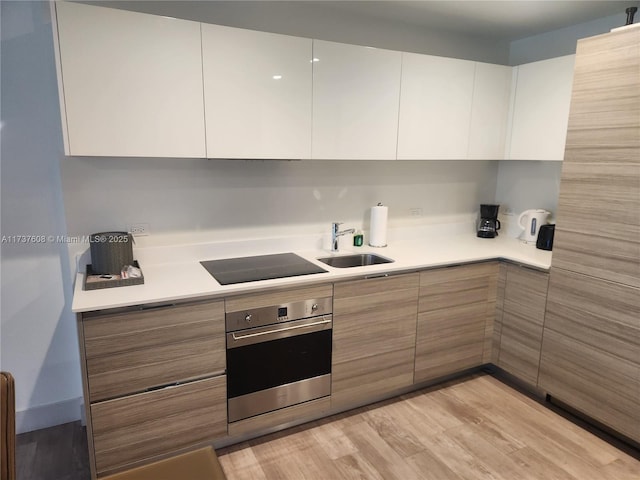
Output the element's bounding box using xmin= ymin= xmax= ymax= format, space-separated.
xmin=218 ymin=374 xmax=639 ymax=480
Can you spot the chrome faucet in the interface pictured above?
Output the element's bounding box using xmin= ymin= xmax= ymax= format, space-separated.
xmin=331 ymin=222 xmax=355 ymax=252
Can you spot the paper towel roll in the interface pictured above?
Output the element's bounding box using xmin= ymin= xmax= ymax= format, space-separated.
xmin=369 ymin=204 xmax=388 ymax=247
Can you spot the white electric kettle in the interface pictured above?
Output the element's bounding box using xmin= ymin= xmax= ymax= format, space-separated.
xmin=518 ymin=209 xmax=550 ymax=243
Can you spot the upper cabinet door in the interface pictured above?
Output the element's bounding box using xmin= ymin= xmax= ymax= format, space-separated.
xmin=468 ymin=63 xmax=512 ymax=160
xmin=397 ymin=54 xmax=475 ymax=160
xmin=507 ymin=55 xmax=576 ymax=161
xmin=312 ymin=40 xmax=402 ymax=160
xmin=54 ymin=2 xmax=206 ymax=157
xmin=202 ymin=25 xmax=312 ymax=159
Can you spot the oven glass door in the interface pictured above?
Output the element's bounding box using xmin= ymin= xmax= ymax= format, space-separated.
xmin=227 ymin=328 xmax=332 ymax=399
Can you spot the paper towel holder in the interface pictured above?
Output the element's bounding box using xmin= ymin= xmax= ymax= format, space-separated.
xmin=369 ymin=202 xmax=388 ymax=248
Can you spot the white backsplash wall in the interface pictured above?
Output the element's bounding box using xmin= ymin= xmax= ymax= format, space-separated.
xmin=494 ymin=160 xmax=563 ymax=238
xmin=60 ymin=158 xmax=499 ymax=240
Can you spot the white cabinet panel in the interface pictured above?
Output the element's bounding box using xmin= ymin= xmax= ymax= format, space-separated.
xmin=202 ymin=25 xmax=312 ymax=159
xmin=312 ymin=40 xmax=402 ymax=160
xmin=468 ymin=63 xmax=512 ymax=159
xmin=397 ymin=54 xmax=475 ymax=160
xmin=54 ymin=2 xmax=206 ymax=158
xmin=507 ymin=55 xmax=576 ymax=161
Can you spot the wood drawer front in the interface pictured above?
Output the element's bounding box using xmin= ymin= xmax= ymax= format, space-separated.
xmin=553 ymin=162 xmax=640 ymax=288
xmin=225 ymin=284 xmax=333 ymax=312
xmin=419 ymin=262 xmax=497 ymax=313
xmin=497 ymin=266 xmax=549 ymax=385
xmin=91 ymin=376 xmax=227 ymax=476
xmin=544 ymin=269 xmax=639 ymax=365
xmin=414 ymin=303 xmax=485 ymax=383
xmin=539 ymin=330 xmax=639 ymax=443
xmin=83 ymin=301 xmax=225 ymax=401
xmin=332 ymin=274 xmax=419 ymax=408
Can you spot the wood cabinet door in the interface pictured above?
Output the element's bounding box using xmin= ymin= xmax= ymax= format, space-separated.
xmin=552 ymin=162 xmax=640 ymax=287
xmin=312 ymin=40 xmax=402 ymax=160
xmin=415 ymin=262 xmax=498 ymax=383
xmin=563 ymin=28 xmax=639 ymax=165
xmin=507 ymin=55 xmax=575 ymax=160
xmin=539 ymin=269 xmax=639 ymax=442
xmin=82 ymin=301 xmax=225 ymax=402
xmin=201 ymin=24 xmax=312 ymax=159
xmin=91 ymin=376 xmax=227 ymax=476
xmin=331 ymin=274 xmax=419 ymax=409
xmin=54 ymin=2 xmax=206 ymax=157
xmin=552 ymin=28 xmax=640 ymax=288
xmin=397 ymin=53 xmax=475 ymax=159
xmin=497 ymin=265 xmax=549 ymax=385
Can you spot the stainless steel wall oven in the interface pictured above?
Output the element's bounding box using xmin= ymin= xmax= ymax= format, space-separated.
xmin=225 ymin=296 xmax=332 ymax=422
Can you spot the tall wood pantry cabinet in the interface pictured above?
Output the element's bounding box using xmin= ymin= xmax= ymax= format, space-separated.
xmin=538 ymin=26 xmax=640 ymax=444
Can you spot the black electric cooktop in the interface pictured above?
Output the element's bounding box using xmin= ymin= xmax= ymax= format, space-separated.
xmin=200 ymin=252 xmax=328 ymax=285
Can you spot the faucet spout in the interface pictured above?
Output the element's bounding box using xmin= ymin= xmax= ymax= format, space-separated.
xmin=331 ymin=222 xmax=355 ymax=252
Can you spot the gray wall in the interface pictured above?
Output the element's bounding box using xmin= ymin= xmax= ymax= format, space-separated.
xmin=509 ymin=12 xmax=632 ymax=64
xmin=88 ymin=0 xmax=511 ymax=63
xmin=1 ymin=0 xmax=82 ymax=432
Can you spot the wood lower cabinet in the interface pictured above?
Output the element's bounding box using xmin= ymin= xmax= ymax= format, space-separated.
xmin=78 ymin=300 xmax=227 ymax=478
xmin=331 ymin=274 xmax=419 ymax=409
xmin=496 ymin=264 xmax=549 ymax=385
xmin=91 ymin=376 xmax=227 ymax=477
xmin=82 ymin=301 xmax=225 ymax=402
xmin=539 ymin=269 xmax=639 ymax=443
xmin=415 ymin=262 xmax=498 ymax=383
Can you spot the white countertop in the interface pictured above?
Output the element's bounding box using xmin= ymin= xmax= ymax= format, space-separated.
xmin=72 ymin=225 xmax=552 ymax=313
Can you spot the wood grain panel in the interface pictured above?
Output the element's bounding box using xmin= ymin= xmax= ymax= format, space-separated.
xmin=482 ymin=262 xmax=499 ymax=363
xmin=539 ymin=329 xmax=639 ymax=443
xmin=497 ymin=265 xmax=549 ymax=385
xmin=491 ymin=263 xmax=507 ymax=364
xmin=415 ymin=263 xmax=497 ymax=383
xmin=91 ymin=376 xmax=227 ymax=475
xmin=331 ymin=274 xmax=419 ymax=409
xmin=415 ymin=304 xmax=485 ymax=382
xmin=82 ymin=301 xmax=224 ymax=401
xmin=552 ymin=162 xmax=640 ymax=287
xmin=544 ymin=268 xmax=640 ymax=366
xmin=564 ymin=28 xmax=639 ymax=164
xmin=225 ymin=284 xmax=332 ymax=312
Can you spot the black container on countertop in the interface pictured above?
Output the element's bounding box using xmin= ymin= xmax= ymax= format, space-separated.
xmin=536 ymin=224 xmax=555 ymax=251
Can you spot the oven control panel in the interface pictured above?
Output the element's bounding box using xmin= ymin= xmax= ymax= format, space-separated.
xmin=225 ymin=296 xmax=332 ymax=332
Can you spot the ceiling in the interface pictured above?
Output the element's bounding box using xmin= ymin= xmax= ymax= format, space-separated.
xmin=96 ymin=1 xmax=640 ymax=42
xmin=326 ymin=1 xmax=638 ymax=41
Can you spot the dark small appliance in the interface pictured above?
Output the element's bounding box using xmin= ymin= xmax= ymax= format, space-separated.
xmin=477 ymin=204 xmax=501 ymax=238
xmin=536 ymin=224 xmax=555 ymax=251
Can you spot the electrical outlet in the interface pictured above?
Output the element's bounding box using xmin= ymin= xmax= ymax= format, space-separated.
xmin=409 ymin=207 xmax=423 ymax=217
xmin=128 ymin=223 xmax=150 ymax=237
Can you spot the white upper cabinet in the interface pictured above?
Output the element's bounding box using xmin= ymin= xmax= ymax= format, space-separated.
xmin=507 ymin=55 xmax=576 ymax=161
xmin=54 ymin=2 xmax=206 ymax=157
xmin=201 ymin=25 xmax=312 ymax=159
xmin=312 ymin=40 xmax=402 ymax=160
xmin=397 ymin=54 xmax=476 ymax=160
xmin=468 ymin=63 xmax=512 ymax=159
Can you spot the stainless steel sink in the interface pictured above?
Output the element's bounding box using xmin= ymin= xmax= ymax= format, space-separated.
xmin=316 ymin=253 xmax=394 ymax=268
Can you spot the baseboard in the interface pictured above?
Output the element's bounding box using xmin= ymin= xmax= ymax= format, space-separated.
xmin=16 ymin=397 xmax=83 ymax=434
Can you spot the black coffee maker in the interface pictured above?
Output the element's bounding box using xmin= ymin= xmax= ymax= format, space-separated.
xmin=477 ymin=204 xmax=501 ymax=238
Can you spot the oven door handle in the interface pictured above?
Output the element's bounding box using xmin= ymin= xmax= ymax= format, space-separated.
xmin=229 ymin=316 xmax=331 ymax=347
